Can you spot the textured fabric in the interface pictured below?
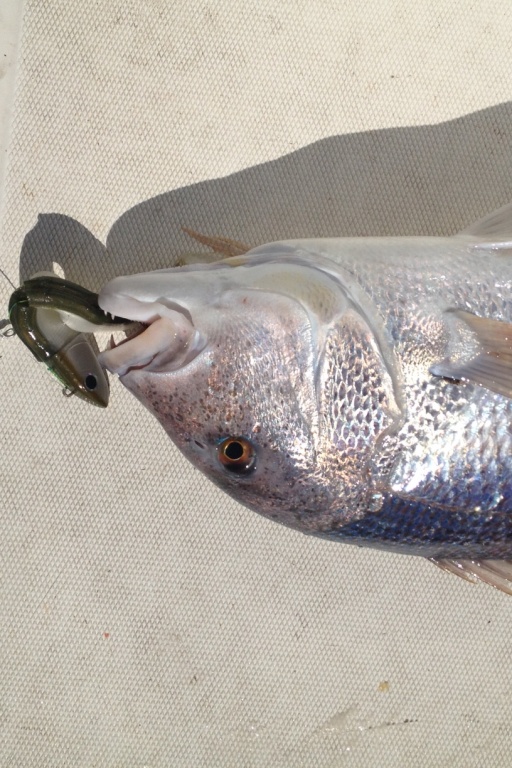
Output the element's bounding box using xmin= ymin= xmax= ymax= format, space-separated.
xmin=2 ymin=1 xmax=512 ymax=765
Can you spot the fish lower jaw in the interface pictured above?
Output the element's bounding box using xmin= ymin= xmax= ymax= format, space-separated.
xmin=99 ymin=314 xmax=204 ymax=376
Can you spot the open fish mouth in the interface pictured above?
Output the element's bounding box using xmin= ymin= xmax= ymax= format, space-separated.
xmin=97 ymin=298 xmax=206 ymax=377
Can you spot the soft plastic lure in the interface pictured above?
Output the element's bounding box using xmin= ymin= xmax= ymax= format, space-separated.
xmin=8 ymin=274 xmax=129 ymax=406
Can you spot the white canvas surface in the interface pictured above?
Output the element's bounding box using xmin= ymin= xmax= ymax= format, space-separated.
xmin=2 ymin=1 xmax=512 ymax=765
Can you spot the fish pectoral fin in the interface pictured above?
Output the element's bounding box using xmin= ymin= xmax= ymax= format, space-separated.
xmin=430 ymin=310 xmax=512 ymax=399
xmin=458 ymin=201 xmax=512 ymax=251
xmin=181 ymin=227 xmax=251 ymax=258
xmin=430 ymin=557 xmax=512 ymax=595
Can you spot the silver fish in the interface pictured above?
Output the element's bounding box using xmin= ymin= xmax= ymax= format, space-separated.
xmin=98 ymin=203 xmax=512 ymax=593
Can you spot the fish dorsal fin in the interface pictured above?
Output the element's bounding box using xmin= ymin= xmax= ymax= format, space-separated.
xmin=182 ymin=227 xmax=250 ymax=257
xmin=431 ymin=558 xmax=512 ymax=595
xmin=458 ymin=202 xmax=512 ymax=250
xmin=430 ymin=310 xmax=512 ymax=399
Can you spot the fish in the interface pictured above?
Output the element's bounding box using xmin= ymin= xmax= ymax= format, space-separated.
xmin=97 ymin=202 xmax=512 ymax=594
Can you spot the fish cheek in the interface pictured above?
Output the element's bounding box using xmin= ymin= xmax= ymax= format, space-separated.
xmin=119 ymin=300 xmax=322 ymax=524
xmin=121 ymin=364 xmax=327 ymax=531
xmin=119 ymin=353 xmax=255 ymax=471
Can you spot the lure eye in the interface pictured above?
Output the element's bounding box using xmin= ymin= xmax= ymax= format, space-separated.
xmin=217 ymin=437 xmax=256 ymax=474
xmin=84 ymin=374 xmax=98 ymax=391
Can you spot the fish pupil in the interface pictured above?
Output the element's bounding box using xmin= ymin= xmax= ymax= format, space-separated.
xmin=224 ymin=440 xmax=244 ymax=461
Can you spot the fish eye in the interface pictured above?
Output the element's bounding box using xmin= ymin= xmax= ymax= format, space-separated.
xmin=217 ymin=437 xmax=256 ymax=474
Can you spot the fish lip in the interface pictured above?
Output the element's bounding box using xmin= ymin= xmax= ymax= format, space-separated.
xmin=106 ymin=322 xmax=147 ymax=351
xmin=98 ymin=326 xmax=146 ymax=377
xmin=99 ymin=309 xmax=204 ymax=377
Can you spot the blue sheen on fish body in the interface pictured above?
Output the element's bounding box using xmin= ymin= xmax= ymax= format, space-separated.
xmin=330 ymin=495 xmax=512 ymax=560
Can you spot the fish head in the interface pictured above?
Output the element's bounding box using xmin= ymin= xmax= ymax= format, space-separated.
xmin=98 ymin=245 xmax=401 ymax=533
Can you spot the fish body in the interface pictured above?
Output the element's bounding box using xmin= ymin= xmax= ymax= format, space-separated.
xmin=98 ymin=203 xmax=512 ymax=589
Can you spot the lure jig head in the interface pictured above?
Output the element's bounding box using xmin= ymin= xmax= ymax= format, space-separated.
xmin=8 ymin=275 xmax=130 ymax=407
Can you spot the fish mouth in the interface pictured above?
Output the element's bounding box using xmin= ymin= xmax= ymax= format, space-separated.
xmin=97 ymin=296 xmax=205 ymax=377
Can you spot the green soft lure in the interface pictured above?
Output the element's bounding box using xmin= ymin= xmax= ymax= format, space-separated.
xmin=9 ymin=275 xmax=130 ymax=407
